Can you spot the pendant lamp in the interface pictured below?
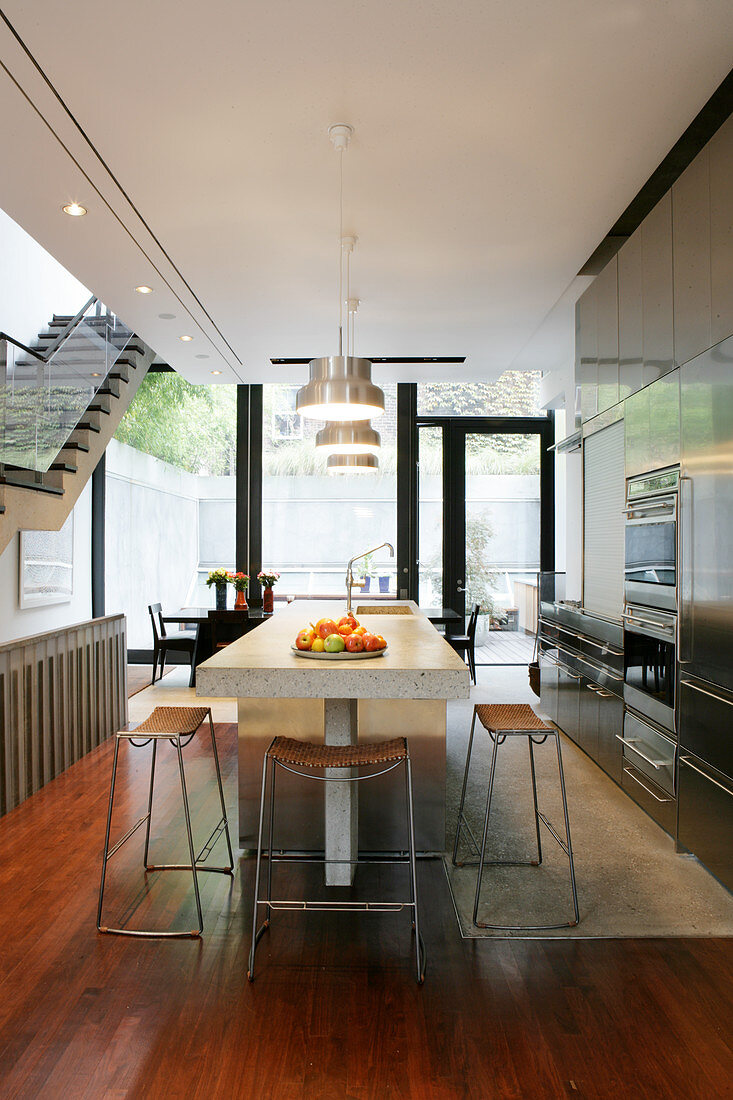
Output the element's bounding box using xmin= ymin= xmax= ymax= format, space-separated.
xmin=295 ymin=124 xmax=385 ymax=425
xmin=315 ymin=418 xmax=381 ymax=457
xmin=327 ymin=453 xmax=379 ymax=474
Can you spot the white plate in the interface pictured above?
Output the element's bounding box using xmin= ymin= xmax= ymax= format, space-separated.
xmin=290 ymin=645 xmax=387 ymax=660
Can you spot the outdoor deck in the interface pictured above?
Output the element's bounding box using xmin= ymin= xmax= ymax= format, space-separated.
xmin=475 ymin=629 xmax=534 ymax=665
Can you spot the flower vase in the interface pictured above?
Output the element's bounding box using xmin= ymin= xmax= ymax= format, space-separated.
xmin=263 ymin=587 xmax=274 ymax=614
xmin=235 ymin=589 xmax=248 ymax=610
xmin=215 ymin=583 xmax=227 ymax=610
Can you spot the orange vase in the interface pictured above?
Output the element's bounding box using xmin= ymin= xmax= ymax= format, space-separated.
xmin=235 ymin=589 xmax=248 ymax=610
xmin=263 ymin=587 xmax=274 ymax=614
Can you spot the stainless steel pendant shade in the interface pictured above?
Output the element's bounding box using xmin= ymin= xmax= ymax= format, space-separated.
xmin=296 ymin=356 xmax=385 ymax=422
xmin=327 ymin=452 xmax=379 ymax=474
xmin=315 ymin=419 xmax=381 ymax=456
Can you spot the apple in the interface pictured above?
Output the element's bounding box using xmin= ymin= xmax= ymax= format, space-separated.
xmin=295 ymin=628 xmax=315 ymax=651
xmin=345 ymin=633 xmax=364 ymax=653
xmin=363 ymin=632 xmax=381 ymax=652
xmin=338 ymin=623 xmax=353 ymax=637
xmin=315 ymin=618 xmax=339 ymax=639
xmin=324 ymin=633 xmax=346 ymax=653
xmin=311 ymin=637 xmax=325 ymax=652
xmin=338 ymin=614 xmax=359 ymax=631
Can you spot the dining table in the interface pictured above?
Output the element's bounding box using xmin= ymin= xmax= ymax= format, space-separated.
xmin=162 ymin=606 xmax=270 ymax=683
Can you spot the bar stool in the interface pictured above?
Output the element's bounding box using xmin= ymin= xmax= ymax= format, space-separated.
xmin=97 ymin=706 xmax=234 ymax=937
xmin=247 ymin=735 xmax=426 ymax=984
xmin=452 ymin=703 xmax=579 ymax=930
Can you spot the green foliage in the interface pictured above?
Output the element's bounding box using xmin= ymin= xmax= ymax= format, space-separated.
xmin=115 ymin=374 xmax=236 ymax=475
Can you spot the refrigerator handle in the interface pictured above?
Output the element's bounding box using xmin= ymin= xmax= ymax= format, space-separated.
xmin=678 ymin=474 xmax=692 ymax=663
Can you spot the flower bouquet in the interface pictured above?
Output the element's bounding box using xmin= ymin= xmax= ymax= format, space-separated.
xmin=207 ymin=568 xmax=233 ymax=610
xmin=258 ymin=569 xmax=280 ymax=613
xmin=231 ymin=572 xmax=250 ymax=610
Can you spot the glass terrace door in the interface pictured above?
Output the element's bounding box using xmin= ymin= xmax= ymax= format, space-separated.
xmin=417 ymin=417 xmax=554 ymax=661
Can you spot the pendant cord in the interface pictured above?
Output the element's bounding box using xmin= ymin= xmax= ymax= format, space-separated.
xmin=338 ymin=150 xmax=343 ymax=356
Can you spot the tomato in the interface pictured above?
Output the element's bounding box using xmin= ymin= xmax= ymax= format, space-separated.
xmin=345 ymin=633 xmax=364 ymax=653
xmin=363 ymin=632 xmax=381 ymax=652
xmin=353 ymin=625 xmax=367 ymax=636
xmin=295 ymin=629 xmax=315 ymax=651
xmin=338 ymin=623 xmax=353 ymax=637
xmin=376 ymin=635 xmax=388 ymax=650
xmin=338 ymin=614 xmax=359 ymax=631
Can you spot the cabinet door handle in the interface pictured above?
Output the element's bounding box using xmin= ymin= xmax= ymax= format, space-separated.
xmin=615 ymin=735 xmax=668 ymax=769
xmin=623 ymin=766 xmax=673 ymax=802
xmin=681 ymin=680 xmax=733 ymax=708
xmin=680 ymin=756 xmax=733 ymax=798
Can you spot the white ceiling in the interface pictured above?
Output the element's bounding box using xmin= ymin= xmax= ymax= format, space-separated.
xmin=1 ymin=1 xmax=732 ymax=386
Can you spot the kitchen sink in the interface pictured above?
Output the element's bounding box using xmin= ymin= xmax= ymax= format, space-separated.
xmin=355 ymin=604 xmax=413 ymax=615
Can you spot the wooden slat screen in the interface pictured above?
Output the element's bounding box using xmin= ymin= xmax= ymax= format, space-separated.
xmin=0 ymin=615 xmax=127 ymax=816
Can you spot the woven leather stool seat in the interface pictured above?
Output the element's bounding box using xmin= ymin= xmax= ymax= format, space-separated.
xmin=474 ymin=703 xmax=552 ymax=734
xmin=127 ymin=706 xmax=211 ymax=737
xmin=267 ymin=735 xmax=407 ymax=768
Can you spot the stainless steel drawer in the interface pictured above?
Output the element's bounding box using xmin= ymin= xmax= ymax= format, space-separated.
xmin=679 ymin=677 xmax=733 ymax=782
xmin=678 ymin=753 xmax=733 ymax=892
xmin=617 ymin=711 xmax=676 ymax=796
xmin=621 ymin=761 xmax=677 ymax=836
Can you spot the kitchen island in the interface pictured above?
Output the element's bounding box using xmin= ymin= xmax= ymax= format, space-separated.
xmin=196 ymin=600 xmax=470 ymax=883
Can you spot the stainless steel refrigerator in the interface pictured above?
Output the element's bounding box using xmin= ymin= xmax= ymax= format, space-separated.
xmin=678 ymin=334 xmax=733 ymax=891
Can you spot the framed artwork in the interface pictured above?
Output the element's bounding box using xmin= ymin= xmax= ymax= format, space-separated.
xmin=19 ymin=514 xmax=74 ymax=608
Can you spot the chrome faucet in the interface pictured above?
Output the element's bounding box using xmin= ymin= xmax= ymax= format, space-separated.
xmin=345 ymin=542 xmax=395 ymax=613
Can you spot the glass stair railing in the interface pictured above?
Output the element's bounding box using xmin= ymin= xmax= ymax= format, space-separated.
xmin=0 ymin=298 xmax=133 ymax=473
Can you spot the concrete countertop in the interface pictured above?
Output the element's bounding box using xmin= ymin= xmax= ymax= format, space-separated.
xmin=195 ymin=599 xmax=470 ymax=700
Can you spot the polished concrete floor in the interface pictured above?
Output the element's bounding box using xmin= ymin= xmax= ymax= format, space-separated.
xmin=128 ymin=662 xmax=733 ymax=939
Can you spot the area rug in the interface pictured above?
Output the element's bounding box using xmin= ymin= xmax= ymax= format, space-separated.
xmin=443 ymin=672 xmax=733 ymax=938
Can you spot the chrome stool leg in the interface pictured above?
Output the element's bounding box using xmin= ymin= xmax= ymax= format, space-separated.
xmin=143 ymin=738 xmax=158 ymax=869
xmin=175 ymin=735 xmax=204 ymax=937
xmin=472 ymin=729 xmax=501 ymax=926
xmin=528 ymin=735 xmax=543 ymax=866
xmin=452 ymin=707 xmax=478 ymax=867
xmin=248 ymin=752 xmax=271 ymax=981
xmin=553 ymin=732 xmax=579 ymax=926
xmin=406 ymin=754 xmax=426 ymax=984
xmin=207 ymin=713 xmax=235 ymax=871
xmin=97 ymin=735 xmax=122 ymax=932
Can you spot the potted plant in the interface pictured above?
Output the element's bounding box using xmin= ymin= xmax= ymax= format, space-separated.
xmin=378 ymin=572 xmax=391 ymax=594
xmin=207 ymin=567 xmax=233 ymax=611
xmin=231 ymin=571 xmax=250 ymax=610
xmin=257 ymin=569 xmax=280 ymax=614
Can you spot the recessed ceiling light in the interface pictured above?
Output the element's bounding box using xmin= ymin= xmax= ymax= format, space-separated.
xmin=195 ymin=354 xmax=210 ymax=360
xmin=91 ymin=372 xmax=101 ymax=377
xmin=134 ymin=285 xmax=153 ymax=294
xmin=62 ymin=202 xmax=87 ymax=217
xmin=158 ymin=312 xmax=175 ymax=320
xmin=211 ymin=370 xmax=222 ymax=376
xmin=179 ymin=335 xmax=193 ymax=342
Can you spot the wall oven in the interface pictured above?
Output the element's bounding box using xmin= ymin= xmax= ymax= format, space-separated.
xmin=624 ymin=468 xmax=679 ymax=612
xmin=623 ymin=604 xmax=677 ymax=733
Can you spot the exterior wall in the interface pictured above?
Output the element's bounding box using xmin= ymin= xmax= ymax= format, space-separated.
xmin=105 ymin=440 xmax=199 ymax=650
xmin=0 ymin=481 xmax=92 ymax=645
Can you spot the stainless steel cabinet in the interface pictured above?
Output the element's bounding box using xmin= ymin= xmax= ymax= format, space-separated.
xmin=680 ymin=338 xmax=733 ymax=692
xmin=673 ymin=148 xmax=712 ymax=365
xmin=596 ymin=256 xmax=619 ymax=414
xmin=618 ymin=229 xmax=644 ymax=400
xmin=679 ymin=676 xmax=733 ymax=782
xmin=596 ymin=689 xmax=623 ymax=784
xmin=678 ymin=753 xmax=733 ymax=892
xmin=641 ymin=193 xmax=675 ymax=382
xmin=578 ymin=677 xmax=600 ymax=760
xmin=556 ymin=663 xmax=581 ymax=743
xmin=624 ymin=368 xmax=679 ymax=477
xmin=577 ymin=281 xmax=598 ymax=423
xmin=709 ymin=114 xmax=733 ymax=346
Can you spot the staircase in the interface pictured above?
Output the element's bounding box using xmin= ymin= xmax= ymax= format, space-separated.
xmin=0 ymin=301 xmax=155 ymax=556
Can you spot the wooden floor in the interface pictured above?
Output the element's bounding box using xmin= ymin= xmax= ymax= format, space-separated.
xmin=0 ymin=723 xmax=731 ymax=1099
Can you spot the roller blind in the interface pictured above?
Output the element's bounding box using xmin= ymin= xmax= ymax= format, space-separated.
xmin=583 ymin=419 xmax=625 ymax=620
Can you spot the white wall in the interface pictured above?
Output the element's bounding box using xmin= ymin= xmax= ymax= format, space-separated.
xmin=0 ymin=481 xmax=93 ymax=644
xmin=0 ymin=208 xmax=89 ymax=347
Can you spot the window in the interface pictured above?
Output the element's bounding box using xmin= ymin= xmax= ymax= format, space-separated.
xmin=417 ymin=372 xmax=544 ymax=418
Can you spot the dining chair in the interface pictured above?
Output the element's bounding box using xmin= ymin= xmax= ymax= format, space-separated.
xmin=208 ymin=609 xmax=250 ymax=651
xmin=148 ymin=603 xmax=197 ymax=687
xmin=446 ymin=603 xmax=480 ymax=685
